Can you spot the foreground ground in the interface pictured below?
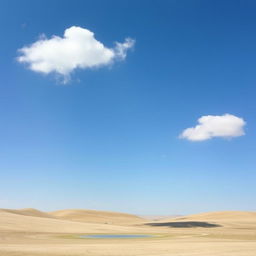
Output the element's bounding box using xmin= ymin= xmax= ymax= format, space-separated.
xmin=0 ymin=208 xmax=256 ymax=256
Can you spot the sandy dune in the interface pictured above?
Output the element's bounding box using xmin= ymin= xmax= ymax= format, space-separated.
xmin=0 ymin=208 xmax=256 ymax=256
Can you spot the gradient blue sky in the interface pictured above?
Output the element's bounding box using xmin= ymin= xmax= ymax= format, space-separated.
xmin=0 ymin=0 xmax=256 ymax=215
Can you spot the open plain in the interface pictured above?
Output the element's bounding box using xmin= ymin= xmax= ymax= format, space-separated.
xmin=0 ymin=208 xmax=256 ymax=256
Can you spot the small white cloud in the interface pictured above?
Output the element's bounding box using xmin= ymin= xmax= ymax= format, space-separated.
xmin=180 ymin=114 xmax=246 ymax=141
xmin=17 ymin=26 xmax=135 ymax=82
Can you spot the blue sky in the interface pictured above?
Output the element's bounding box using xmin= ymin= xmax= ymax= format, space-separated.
xmin=0 ymin=0 xmax=256 ymax=215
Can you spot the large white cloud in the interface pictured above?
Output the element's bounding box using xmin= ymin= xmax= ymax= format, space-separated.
xmin=17 ymin=26 xmax=135 ymax=82
xmin=180 ymin=114 xmax=246 ymax=141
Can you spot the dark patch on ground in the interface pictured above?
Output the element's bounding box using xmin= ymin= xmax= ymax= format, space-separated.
xmin=146 ymin=221 xmax=221 ymax=228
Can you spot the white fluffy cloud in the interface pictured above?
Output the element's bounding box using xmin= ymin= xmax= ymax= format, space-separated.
xmin=17 ymin=26 xmax=135 ymax=82
xmin=180 ymin=114 xmax=246 ymax=141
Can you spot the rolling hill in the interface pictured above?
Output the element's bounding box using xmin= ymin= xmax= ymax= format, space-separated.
xmin=50 ymin=209 xmax=145 ymax=225
xmin=0 ymin=208 xmax=146 ymax=233
xmin=0 ymin=208 xmax=55 ymax=219
xmin=161 ymin=211 xmax=256 ymax=228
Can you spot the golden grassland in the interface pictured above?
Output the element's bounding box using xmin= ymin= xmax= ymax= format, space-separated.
xmin=0 ymin=208 xmax=256 ymax=256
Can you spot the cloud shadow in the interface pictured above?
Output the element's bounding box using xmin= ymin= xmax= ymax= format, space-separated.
xmin=145 ymin=221 xmax=221 ymax=228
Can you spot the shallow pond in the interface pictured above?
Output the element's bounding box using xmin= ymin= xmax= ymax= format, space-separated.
xmin=80 ymin=234 xmax=153 ymax=239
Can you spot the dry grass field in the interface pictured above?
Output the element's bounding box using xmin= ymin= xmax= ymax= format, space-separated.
xmin=0 ymin=208 xmax=256 ymax=256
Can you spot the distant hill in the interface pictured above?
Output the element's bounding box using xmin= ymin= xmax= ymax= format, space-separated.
xmin=50 ymin=209 xmax=145 ymax=225
xmin=0 ymin=209 xmax=146 ymax=233
xmin=0 ymin=208 xmax=55 ymax=219
xmin=1 ymin=208 xmax=255 ymax=233
xmin=170 ymin=211 xmax=256 ymax=221
xmin=139 ymin=215 xmax=183 ymax=221
xmin=161 ymin=211 xmax=256 ymax=228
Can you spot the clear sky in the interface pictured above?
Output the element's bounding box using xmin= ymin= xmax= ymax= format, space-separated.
xmin=0 ymin=0 xmax=256 ymax=215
